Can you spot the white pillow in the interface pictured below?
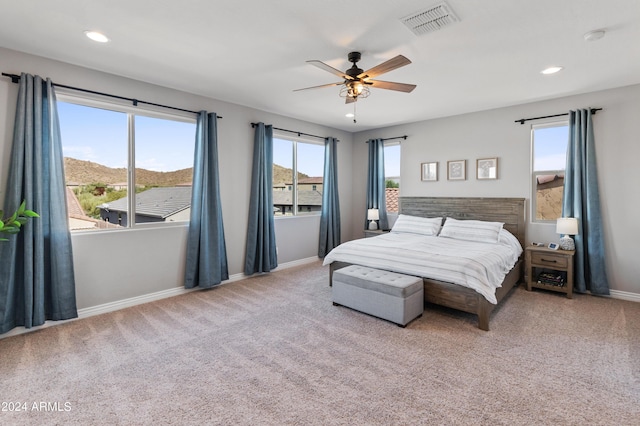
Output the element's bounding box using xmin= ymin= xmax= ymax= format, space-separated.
xmin=439 ymin=218 xmax=504 ymax=244
xmin=390 ymin=214 xmax=443 ymax=236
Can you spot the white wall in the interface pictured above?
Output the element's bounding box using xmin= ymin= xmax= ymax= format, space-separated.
xmin=0 ymin=47 xmax=354 ymax=309
xmin=353 ymin=84 xmax=640 ymax=296
xmin=2 ymin=45 xmax=638 ymax=308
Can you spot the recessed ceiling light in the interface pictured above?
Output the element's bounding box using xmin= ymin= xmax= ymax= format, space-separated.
xmin=84 ymin=31 xmax=109 ymax=43
xmin=345 ymin=113 xmax=355 ymax=118
xmin=541 ymin=66 xmax=563 ymax=75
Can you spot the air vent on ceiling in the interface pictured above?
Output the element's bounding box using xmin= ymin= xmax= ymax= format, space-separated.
xmin=401 ymin=2 xmax=459 ymax=36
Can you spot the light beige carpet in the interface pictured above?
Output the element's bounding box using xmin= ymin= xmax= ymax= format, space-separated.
xmin=1 ymin=261 xmax=638 ymax=425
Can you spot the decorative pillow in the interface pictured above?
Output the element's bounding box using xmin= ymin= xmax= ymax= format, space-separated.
xmin=439 ymin=218 xmax=504 ymax=243
xmin=390 ymin=214 xmax=443 ymax=236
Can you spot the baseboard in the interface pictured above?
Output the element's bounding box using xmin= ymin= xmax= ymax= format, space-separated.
xmin=274 ymin=256 xmax=321 ymax=270
xmin=78 ymin=257 xmax=318 ymax=320
xmin=607 ymin=289 xmax=640 ymax=303
xmin=1 ymin=256 xmax=322 ymax=339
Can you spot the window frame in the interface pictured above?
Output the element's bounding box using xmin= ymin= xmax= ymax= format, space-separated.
xmin=383 ymin=140 xmax=401 ymax=213
xmin=272 ymin=131 xmax=324 ymax=218
xmin=56 ymin=89 xmax=197 ymax=232
xmin=530 ymin=120 xmax=568 ymax=224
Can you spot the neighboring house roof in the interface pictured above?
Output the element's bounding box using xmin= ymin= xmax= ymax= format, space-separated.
xmin=273 ymin=190 xmax=322 ymax=206
xmin=283 ymin=177 xmax=323 ymax=185
xmin=66 ymin=187 xmax=86 ymax=217
xmin=100 ymin=187 xmax=192 ymax=219
xmin=386 ymin=187 xmax=399 ymax=212
xmin=537 ymin=174 xmax=564 ymax=185
xmin=66 ymin=186 xmax=120 ymax=229
xmin=297 ymin=177 xmax=323 ymax=184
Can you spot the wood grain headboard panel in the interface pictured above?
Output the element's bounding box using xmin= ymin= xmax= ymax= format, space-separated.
xmin=399 ymin=197 xmax=526 ymax=247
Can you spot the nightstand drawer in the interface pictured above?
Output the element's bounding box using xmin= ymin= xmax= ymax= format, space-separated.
xmin=531 ymin=252 xmax=568 ymax=268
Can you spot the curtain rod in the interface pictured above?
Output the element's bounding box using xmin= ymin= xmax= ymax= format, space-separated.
xmin=2 ymin=72 xmax=222 ymax=118
xmin=515 ymin=108 xmax=601 ymax=125
xmin=367 ymin=135 xmax=408 ymax=142
xmin=250 ymin=122 xmax=336 ymax=141
xmin=382 ymin=135 xmax=407 ymax=142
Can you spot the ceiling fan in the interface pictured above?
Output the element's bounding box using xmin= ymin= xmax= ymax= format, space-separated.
xmin=294 ymin=51 xmax=416 ymax=103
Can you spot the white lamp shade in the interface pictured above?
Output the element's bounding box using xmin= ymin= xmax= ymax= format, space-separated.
xmin=556 ymin=217 xmax=578 ymax=235
xmin=367 ymin=209 xmax=379 ymax=220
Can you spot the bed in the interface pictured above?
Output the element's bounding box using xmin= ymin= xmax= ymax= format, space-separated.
xmin=325 ymin=197 xmax=526 ymax=331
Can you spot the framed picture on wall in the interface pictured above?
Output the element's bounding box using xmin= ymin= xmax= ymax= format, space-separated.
xmin=447 ymin=160 xmax=466 ymax=180
xmin=476 ymin=157 xmax=498 ymax=180
xmin=421 ymin=162 xmax=438 ymax=181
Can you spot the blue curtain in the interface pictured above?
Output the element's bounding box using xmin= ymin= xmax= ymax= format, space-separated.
xmin=244 ymin=123 xmax=277 ymax=274
xmin=562 ymin=109 xmax=609 ymax=295
xmin=184 ymin=112 xmax=228 ymax=289
xmin=0 ymin=73 xmax=77 ymax=333
xmin=365 ymin=138 xmax=389 ymax=230
xmin=318 ymin=137 xmax=341 ymax=257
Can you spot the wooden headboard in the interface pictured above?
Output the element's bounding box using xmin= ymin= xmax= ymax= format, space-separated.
xmin=399 ymin=197 xmax=526 ymax=247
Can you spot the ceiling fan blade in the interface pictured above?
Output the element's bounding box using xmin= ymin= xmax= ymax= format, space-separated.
xmin=293 ymin=82 xmax=343 ymax=92
xmin=368 ymin=80 xmax=416 ymax=93
xmin=307 ymin=60 xmax=353 ymax=80
xmin=358 ymin=55 xmax=411 ymax=79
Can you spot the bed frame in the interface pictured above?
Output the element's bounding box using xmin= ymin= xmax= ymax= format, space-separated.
xmin=330 ymin=197 xmax=526 ymax=331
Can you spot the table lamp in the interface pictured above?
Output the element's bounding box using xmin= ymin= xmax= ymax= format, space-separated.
xmin=556 ymin=217 xmax=578 ymax=251
xmin=367 ymin=208 xmax=379 ymax=230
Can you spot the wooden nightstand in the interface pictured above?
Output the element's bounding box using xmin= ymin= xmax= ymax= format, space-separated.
xmin=363 ymin=229 xmax=389 ymax=238
xmin=525 ymin=246 xmax=575 ymax=298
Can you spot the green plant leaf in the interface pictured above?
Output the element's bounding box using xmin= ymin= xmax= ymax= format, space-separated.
xmin=24 ymin=210 xmax=40 ymax=218
xmin=16 ymin=217 xmax=28 ymax=225
xmin=17 ymin=200 xmax=26 ymax=215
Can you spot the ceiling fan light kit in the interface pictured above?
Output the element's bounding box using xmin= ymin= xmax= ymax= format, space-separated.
xmin=295 ymin=51 xmax=417 ymax=122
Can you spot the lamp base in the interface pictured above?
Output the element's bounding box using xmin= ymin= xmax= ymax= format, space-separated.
xmin=559 ymin=235 xmax=575 ymax=251
xmin=368 ymin=220 xmax=378 ymax=231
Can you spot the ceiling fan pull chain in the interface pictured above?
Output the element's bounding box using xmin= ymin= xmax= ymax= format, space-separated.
xmin=353 ymin=101 xmax=357 ymax=124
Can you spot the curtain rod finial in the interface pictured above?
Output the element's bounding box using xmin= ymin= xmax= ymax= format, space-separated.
xmin=2 ymin=72 xmax=21 ymax=83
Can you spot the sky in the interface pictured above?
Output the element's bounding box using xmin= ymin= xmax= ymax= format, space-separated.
xmin=58 ymin=101 xmax=196 ymax=172
xmin=534 ymin=125 xmax=569 ymax=171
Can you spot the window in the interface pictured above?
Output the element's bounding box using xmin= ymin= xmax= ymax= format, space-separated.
xmin=531 ymin=122 xmax=569 ymax=222
xmin=272 ymin=134 xmax=324 ymax=216
xmin=57 ymin=94 xmax=196 ymax=231
xmin=384 ymin=142 xmax=401 ymax=213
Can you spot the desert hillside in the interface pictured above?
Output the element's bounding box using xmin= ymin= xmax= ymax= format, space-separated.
xmin=273 ymin=164 xmax=309 ymax=185
xmin=64 ymin=157 xmax=306 ymax=187
xmin=64 ymin=157 xmax=193 ymax=187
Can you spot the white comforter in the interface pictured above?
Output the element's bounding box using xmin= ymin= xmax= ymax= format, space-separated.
xmin=322 ymin=233 xmax=522 ymax=304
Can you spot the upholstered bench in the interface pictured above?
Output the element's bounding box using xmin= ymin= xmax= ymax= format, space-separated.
xmin=332 ymin=265 xmax=424 ymax=327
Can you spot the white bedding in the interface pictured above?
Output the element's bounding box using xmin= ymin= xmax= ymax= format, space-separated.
xmin=322 ymin=233 xmax=522 ymax=304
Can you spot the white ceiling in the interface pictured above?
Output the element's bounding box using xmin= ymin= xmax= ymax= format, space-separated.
xmin=1 ymin=0 xmax=639 ymax=132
